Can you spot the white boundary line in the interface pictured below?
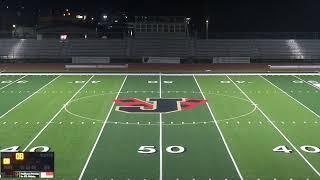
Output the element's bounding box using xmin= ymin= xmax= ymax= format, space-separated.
xmin=0 ymin=75 xmax=28 ymax=90
xmin=0 ymin=73 xmax=319 ymax=76
xmin=260 ymin=75 xmax=320 ymax=118
xmin=78 ymin=76 xmax=128 ymax=180
xmin=293 ymin=75 xmax=320 ymax=90
xmin=0 ymin=75 xmax=61 ymax=120
xmin=193 ymin=75 xmax=244 ymax=180
xmin=23 ymin=75 xmax=95 ymax=151
xmin=226 ymin=75 xmax=320 ymax=177
xmin=159 ymin=74 xmax=163 ymax=180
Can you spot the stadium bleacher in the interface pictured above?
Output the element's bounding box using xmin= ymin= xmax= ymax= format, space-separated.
xmin=1 ymin=38 xmax=320 ymax=63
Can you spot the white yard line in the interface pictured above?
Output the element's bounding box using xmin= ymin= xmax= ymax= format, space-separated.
xmin=193 ymin=75 xmax=244 ymax=180
xmin=0 ymin=75 xmax=28 ymax=90
xmin=159 ymin=74 xmax=163 ymax=180
xmin=23 ymin=75 xmax=95 ymax=152
xmin=0 ymin=72 xmax=320 ymax=76
xmin=0 ymin=75 xmax=61 ymax=120
xmin=226 ymin=75 xmax=320 ymax=177
xmin=293 ymin=75 xmax=320 ymax=90
xmin=78 ymin=76 xmax=128 ymax=180
xmin=260 ymin=75 xmax=320 ymax=118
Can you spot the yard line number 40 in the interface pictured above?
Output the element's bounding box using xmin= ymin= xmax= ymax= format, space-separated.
xmin=273 ymin=145 xmax=320 ymax=154
xmin=1 ymin=146 xmax=50 ymax=152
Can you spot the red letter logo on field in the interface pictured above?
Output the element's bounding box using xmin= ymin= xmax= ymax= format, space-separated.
xmin=114 ymin=98 xmax=207 ymax=114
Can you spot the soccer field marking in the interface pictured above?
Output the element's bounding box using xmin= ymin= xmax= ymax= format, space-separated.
xmin=0 ymin=75 xmax=27 ymax=90
xmin=78 ymin=76 xmax=127 ymax=180
xmin=226 ymin=75 xmax=320 ymax=177
xmin=0 ymin=75 xmax=61 ymax=120
xmin=22 ymin=75 xmax=95 ymax=152
xmin=260 ymin=75 xmax=320 ymax=118
xmin=159 ymin=74 xmax=163 ymax=180
xmin=65 ymin=91 xmax=257 ymax=126
xmin=64 ymin=91 xmax=256 ymax=126
xmin=64 ymin=90 xmax=257 ymax=129
xmin=293 ymin=75 xmax=320 ymax=90
xmin=193 ymin=75 xmax=244 ymax=180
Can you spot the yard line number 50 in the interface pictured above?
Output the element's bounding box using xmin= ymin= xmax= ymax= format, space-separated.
xmin=138 ymin=146 xmax=185 ymax=154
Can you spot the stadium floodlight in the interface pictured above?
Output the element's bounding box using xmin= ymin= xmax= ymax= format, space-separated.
xmin=205 ymin=19 xmax=209 ymax=39
xmin=12 ymin=24 xmax=16 ymax=28
xmin=186 ymin=17 xmax=191 ymax=24
xmin=60 ymin=34 xmax=67 ymax=40
xmin=76 ymin=15 xmax=83 ymax=19
xmin=103 ymin=15 xmax=108 ymax=19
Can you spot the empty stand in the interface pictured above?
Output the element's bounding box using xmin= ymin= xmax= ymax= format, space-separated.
xmin=1 ymin=38 xmax=320 ymax=63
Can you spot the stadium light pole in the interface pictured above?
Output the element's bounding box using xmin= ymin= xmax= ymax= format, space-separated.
xmin=206 ymin=19 xmax=209 ymax=39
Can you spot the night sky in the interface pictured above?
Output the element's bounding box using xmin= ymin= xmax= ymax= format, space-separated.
xmin=2 ymin=0 xmax=320 ymax=32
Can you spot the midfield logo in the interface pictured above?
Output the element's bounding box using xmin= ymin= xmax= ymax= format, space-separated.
xmin=114 ymin=98 xmax=207 ymax=114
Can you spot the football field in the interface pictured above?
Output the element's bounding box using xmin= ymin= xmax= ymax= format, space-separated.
xmin=0 ymin=73 xmax=320 ymax=180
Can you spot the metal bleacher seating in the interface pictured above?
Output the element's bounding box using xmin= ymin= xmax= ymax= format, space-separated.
xmin=133 ymin=33 xmax=190 ymax=58
xmin=195 ymin=40 xmax=255 ymax=59
xmin=1 ymin=37 xmax=320 ymax=63
xmin=68 ymin=39 xmax=127 ymax=57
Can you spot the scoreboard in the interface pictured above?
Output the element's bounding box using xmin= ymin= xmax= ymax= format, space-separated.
xmin=1 ymin=152 xmax=54 ymax=178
